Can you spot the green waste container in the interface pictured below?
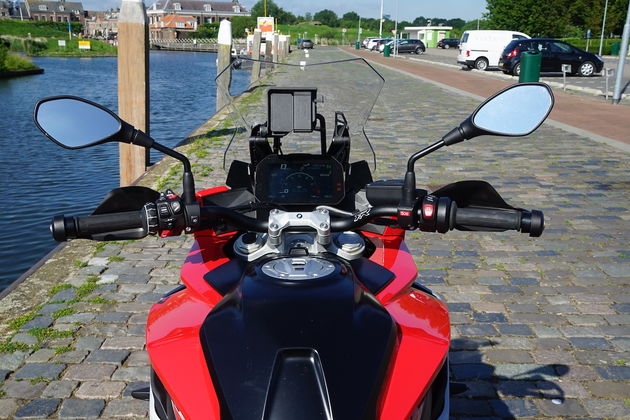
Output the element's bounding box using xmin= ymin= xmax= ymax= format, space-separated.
xmin=355 ymin=41 xmax=360 ymax=50
xmin=383 ymin=44 xmax=391 ymax=57
xmin=611 ymin=42 xmax=620 ymax=56
xmin=519 ymin=51 xmax=541 ymax=83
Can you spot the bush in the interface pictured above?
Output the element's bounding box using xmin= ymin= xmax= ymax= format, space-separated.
xmin=3 ymin=53 xmax=38 ymax=71
xmin=7 ymin=38 xmax=48 ymax=55
xmin=561 ymin=37 xmax=617 ymax=55
xmin=0 ymin=45 xmax=8 ymax=72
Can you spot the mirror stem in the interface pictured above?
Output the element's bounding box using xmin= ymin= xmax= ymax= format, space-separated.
xmin=403 ymin=139 xmax=445 ymax=204
xmin=151 ymin=141 xmax=196 ymax=205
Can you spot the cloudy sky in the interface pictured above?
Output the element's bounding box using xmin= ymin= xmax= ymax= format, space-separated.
xmin=81 ymin=0 xmax=488 ymax=21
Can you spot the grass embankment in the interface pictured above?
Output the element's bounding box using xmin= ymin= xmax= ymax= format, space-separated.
xmin=278 ymin=23 xmax=380 ymax=45
xmin=0 ymin=20 xmax=116 ymax=56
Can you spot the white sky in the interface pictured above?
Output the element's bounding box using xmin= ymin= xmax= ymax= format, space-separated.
xmin=80 ymin=1 xmax=488 ymax=22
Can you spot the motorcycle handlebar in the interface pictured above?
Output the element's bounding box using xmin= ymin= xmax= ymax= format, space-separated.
xmin=49 ymin=198 xmax=544 ymax=242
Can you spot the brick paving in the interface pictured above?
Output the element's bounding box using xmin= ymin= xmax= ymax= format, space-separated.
xmin=0 ymin=47 xmax=628 ymax=418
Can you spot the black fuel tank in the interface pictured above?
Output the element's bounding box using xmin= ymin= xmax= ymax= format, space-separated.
xmin=200 ymin=256 xmax=396 ymax=420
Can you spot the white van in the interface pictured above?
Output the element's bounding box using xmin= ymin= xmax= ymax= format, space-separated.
xmin=457 ymin=30 xmax=530 ymax=70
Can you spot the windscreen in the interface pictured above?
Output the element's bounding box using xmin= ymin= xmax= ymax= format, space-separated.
xmin=216 ymin=51 xmax=385 ymax=171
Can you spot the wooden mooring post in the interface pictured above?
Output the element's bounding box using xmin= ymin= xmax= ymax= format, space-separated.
xmin=118 ymin=0 xmax=149 ymax=186
xmin=251 ymin=29 xmax=262 ymax=83
xmin=272 ymin=33 xmax=279 ymax=64
xmin=264 ymin=35 xmax=272 ymax=62
xmin=216 ymin=19 xmax=232 ymax=112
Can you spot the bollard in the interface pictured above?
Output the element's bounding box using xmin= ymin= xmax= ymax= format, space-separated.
xmin=216 ymin=20 xmax=232 ymax=111
xmin=519 ymin=51 xmax=541 ymax=83
xmin=251 ymin=29 xmax=262 ymax=83
xmin=118 ymin=0 xmax=149 ymax=186
xmin=383 ymin=43 xmax=391 ymax=57
xmin=611 ymin=41 xmax=620 ymax=56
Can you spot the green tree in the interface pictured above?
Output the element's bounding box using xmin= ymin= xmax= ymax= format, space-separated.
xmin=230 ymin=16 xmax=256 ymax=37
xmin=485 ymin=0 xmax=570 ymax=36
xmin=250 ymin=0 xmax=282 ymax=18
xmin=304 ymin=12 xmax=313 ymax=21
xmin=314 ymin=9 xmax=339 ymax=27
xmin=192 ymin=22 xmax=219 ymax=38
xmin=342 ymin=11 xmax=360 ymax=22
xmin=446 ymin=18 xmax=466 ymax=28
xmin=412 ymin=16 xmax=427 ymax=26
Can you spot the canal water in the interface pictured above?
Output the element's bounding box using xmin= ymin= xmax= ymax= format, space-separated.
xmin=0 ymin=51 xmax=249 ymax=291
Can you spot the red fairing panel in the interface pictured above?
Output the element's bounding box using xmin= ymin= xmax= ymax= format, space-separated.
xmin=378 ymin=290 xmax=450 ymax=419
xmin=146 ymin=289 xmax=221 ymax=420
xmin=364 ymin=229 xmax=451 ymax=419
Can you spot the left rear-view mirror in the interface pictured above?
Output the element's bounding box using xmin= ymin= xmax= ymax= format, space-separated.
xmin=34 ymin=96 xmax=123 ymax=149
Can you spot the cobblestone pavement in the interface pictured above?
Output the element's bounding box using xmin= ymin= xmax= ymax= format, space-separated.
xmin=0 ymin=47 xmax=629 ymax=419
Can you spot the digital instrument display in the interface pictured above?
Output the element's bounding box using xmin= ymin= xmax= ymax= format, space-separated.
xmin=255 ymin=155 xmax=344 ymax=205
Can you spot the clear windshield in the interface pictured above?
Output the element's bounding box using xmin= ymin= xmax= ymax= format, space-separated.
xmin=216 ymin=51 xmax=384 ymax=171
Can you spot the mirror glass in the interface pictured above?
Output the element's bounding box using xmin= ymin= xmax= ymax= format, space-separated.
xmin=473 ymin=85 xmax=552 ymax=136
xmin=36 ymin=98 xmax=121 ymax=148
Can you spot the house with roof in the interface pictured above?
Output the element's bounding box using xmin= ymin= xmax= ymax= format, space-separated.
xmin=147 ymin=0 xmax=249 ymax=28
xmin=26 ymin=0 xmax=85 ymax=23
xmin=84 ymin=9 xmax=118 ymax=39
xmin=401 ymin=25 xmax=453 ymax=48
xmin=0 ymin=1 xmax=29 ymax=19
xmin=149 ymin=13 xmax=197 ymax=39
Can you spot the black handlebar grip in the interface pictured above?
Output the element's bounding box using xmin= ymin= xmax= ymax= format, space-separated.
xmin=454 ymin=207 xmax=544 ymax=237
xmin=51 ymin=211 xmax=146 ymax=242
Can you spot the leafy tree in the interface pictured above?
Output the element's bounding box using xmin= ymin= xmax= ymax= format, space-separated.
xmin=230 ymin=16 xmax=256 ymax=37
xmin=412 ymin=16 xmax=427 ymax=26
xmin=304 ymin=12 xmax=312 ymax=21
xmin=192 ymin=22 xmax=219 ymax=38
xmin=314 ymin=9 xmax=339 ymax=27
xmin=485 ymin=0 xmax=628 ymax=37
xmin=249 ymin=0 xmax=296 ymax=24
xmin=342 ymin=11 xmax=360 ymax=22
xmin=485 ymin=0 xmax=570 ymax=36
xmin=446 ymin=18 xmax=466 ymax=28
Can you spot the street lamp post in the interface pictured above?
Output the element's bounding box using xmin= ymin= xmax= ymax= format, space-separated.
xmin=379 ymin=0 xmax=384 ymax=38
xmin=612 ymin=0 xmax=630 ymax=104
xmin=599 ymin=0 xmax=609 ymax=56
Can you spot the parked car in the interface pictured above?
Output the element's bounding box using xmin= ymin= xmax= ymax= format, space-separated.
xmin=457 ymin=30 xmax=530 ymax=70
xmin=394 ymin=39 xmax=426 ymax=54
xmin=366 ymin=38 xmax=385 ymax=51
xmin=499 ymin=38 xmax=604 ymax=77
xmin=362 ymin=37 xmax=379 ymax=48
xmin=437 ymin=38 xmax=460 ymax=49
xmin=299 ymin=39 xmax=314 ymax=49
xmin=374 ymin=38 xmax=393 ymax=51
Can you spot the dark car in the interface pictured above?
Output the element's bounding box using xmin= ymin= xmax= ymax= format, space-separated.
xmin=299 ymin=39 xmax=313 ymax=49
xmin=499 ymin=38 xmax=604 ymax=77
xmin=392 ymin=38 xmax=426 ymax=54
xmin=437 ymin=38 xmax=460 ymax=49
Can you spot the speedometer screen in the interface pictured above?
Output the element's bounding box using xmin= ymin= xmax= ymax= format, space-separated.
xmin=268 ymin=162 xmax=337 ymax=201
xmin=255 ymin=156 xmax=345 ymax=205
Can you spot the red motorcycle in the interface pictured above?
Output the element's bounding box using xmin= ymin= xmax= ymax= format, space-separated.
xmin=34 ymin=57 xmax=553 ymax=420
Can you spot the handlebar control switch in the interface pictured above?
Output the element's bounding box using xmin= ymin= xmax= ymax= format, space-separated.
xmin=143 ymin=203 xmax=159 ymax=235
xmin=418 ymin=196 xmax=453 ymax=233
